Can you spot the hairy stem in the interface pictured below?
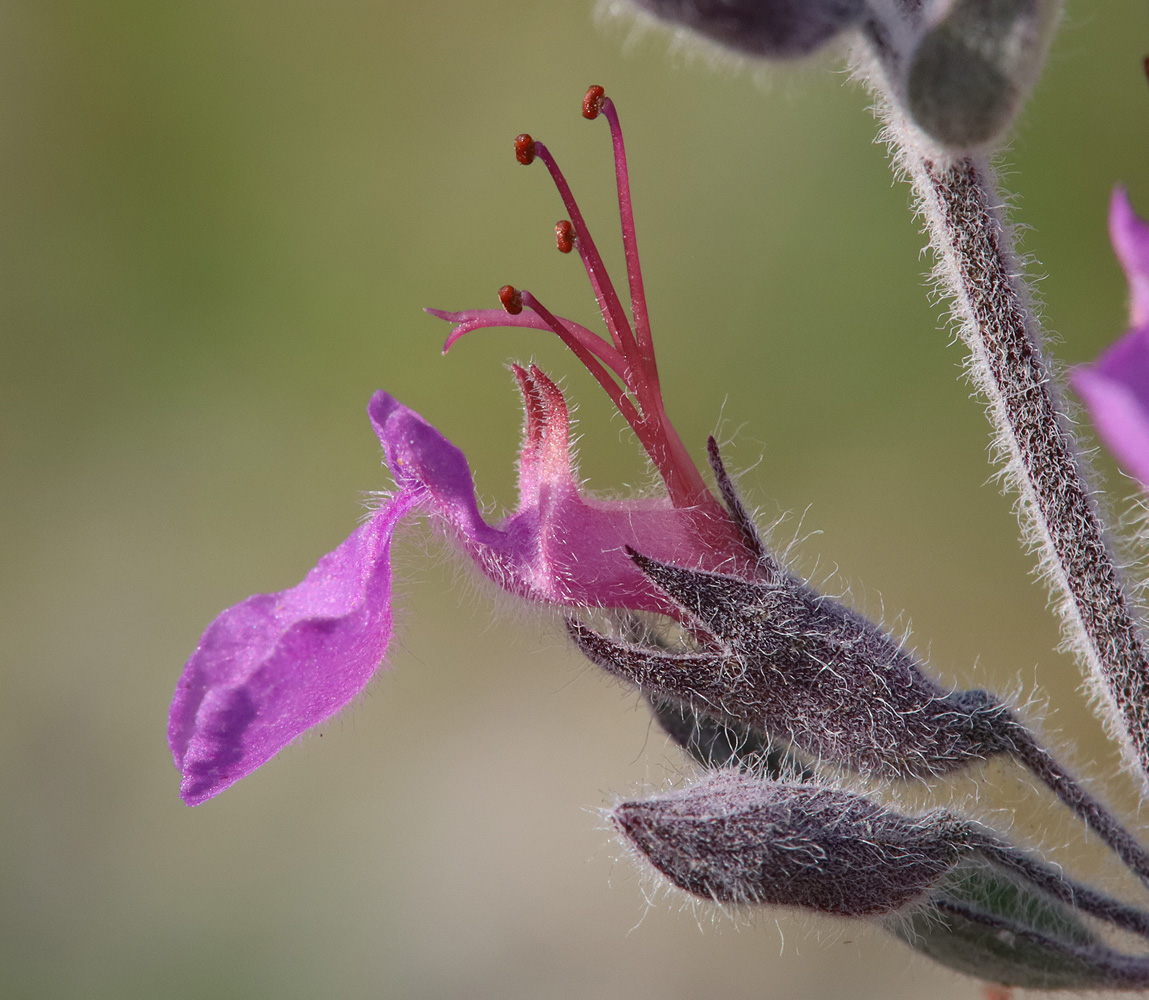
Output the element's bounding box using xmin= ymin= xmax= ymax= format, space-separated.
xmin=972 ymin=831 xmax=1149 ymax=942
xmin=876 ymin=110 xmax=1149 ymax=783
xmin=1006 ymin=722 xmax=1149 ymax=890
xmin=932 ymin=898 xmax=1149 ymax=990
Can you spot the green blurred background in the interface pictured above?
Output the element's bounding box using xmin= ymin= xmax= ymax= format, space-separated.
xmin=4 ymin=2 xmax=1149 ymax=997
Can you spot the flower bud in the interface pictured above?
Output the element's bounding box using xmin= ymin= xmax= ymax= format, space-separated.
xmin=904 ymin=0 xmax=1062 ymax=149
xmin=613 ymin=771 xmax=961 ymax=915
xmin=647 ymin=695 xmax=812 ymax=779
xmin=617 ymin=775 xmax=1149 ymax=987
xmin=568 ymin=552 xmax=1017 ymax=779
xmin=624 ymin=0 xmax=867 ymax=59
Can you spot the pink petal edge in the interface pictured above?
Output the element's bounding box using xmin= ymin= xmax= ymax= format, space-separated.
xmin=169 ymin=485 xmax=424 ymax=806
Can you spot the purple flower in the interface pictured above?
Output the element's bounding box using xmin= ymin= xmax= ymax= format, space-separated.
xmin=1072 ymin=189 xmax=1149 ymax=488
xmin=169 ymin=87 xmax=752 ymax=806
xmin=612 ymin=770 xmax=962 ymax=916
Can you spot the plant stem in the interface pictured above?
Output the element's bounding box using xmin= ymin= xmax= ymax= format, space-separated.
xmin=932 ymin=898 xmax=1149 ymax=990
xmin=1005 ymin=721 xmax=1149 ymax=888
xmin=875 ymin=107 xmax=1149 ymax=782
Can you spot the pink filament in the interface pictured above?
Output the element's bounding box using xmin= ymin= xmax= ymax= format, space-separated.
xmin=435 ymin=90 xmax=714 ymax=510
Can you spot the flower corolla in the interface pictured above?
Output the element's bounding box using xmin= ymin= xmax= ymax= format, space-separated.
xmin=169 ymin=87 xmax=751 ymax=806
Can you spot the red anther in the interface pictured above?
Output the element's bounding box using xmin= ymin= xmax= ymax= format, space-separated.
xmin=514 ymin=133 xmax=536 ymax=165
xmin=582 ymin=85 xmax=606 ymax=120
xmin=498 ymin=284 xmax=523 ymax=314
xmin=555 ymin=220 xmax=575 ymax=254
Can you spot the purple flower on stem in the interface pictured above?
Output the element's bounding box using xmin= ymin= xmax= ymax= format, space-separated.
xmin=1072 ymin=189 xmax=1149 ymax=489
xmin=169 ymin=86 xmax=752 ymax=806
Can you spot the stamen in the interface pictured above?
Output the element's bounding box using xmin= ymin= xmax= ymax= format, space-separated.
xmin=433 ymin=90 xmax=720 ymax=511
xmin=498 ymin=285 xmax=523 ymax=315
xmin=555 ymin=220 xmax=575 ymax=254
xmin=582 ymin=85 xmax=606 ymax=120
xmin=595 ymin=93 xmax=656 ymax=375
xmin=515 ymin=286 xmax=708 ymax=509
xmin=519 ymin=289 xmax=641 ymax=428
xmin=529 ymin=139 xmax=637 ymax=359
xmin=514 ymin=134 xmax=536 ymax=166
xmin=581 ymin=89 xmax=701 ymax=503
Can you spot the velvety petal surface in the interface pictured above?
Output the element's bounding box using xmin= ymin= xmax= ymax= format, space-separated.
xmin=368 ymin=388 xmax=747 ymax=615
xmin=169 ymin=485 xmax=424 ymax=805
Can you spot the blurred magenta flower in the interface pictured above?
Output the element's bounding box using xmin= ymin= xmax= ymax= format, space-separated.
xmin=1072 ymin=189 xmax=1149 ymax=488
xmin=169 ymin=87 xmax=750 ymax=806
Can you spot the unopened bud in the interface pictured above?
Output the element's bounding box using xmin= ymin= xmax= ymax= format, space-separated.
xmin=614 ymin=771 xmax=962 ymax=916
xmin=617 ymin=774 xmax=1149 ymax=986
xmin=647 ymin=695 xmax=812 ymax=779
xmin=625 ymin=0 xmax=867 ymax=59
xmin=575 ymin=444 xmax=1149 ymax=898
xmin=568 ymin=553 xmax=1017 ymax=780
xmin=904 ymin=0 xmax=1062 ymax=149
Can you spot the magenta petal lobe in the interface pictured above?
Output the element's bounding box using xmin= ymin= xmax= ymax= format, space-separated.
xmin=1073 ymin=191 xmax=1149 ymax=492
xmin=1110 ymin=188 xmax=1149 ymax=329
xmin=168 ymin=486 xmax=423 ymax=805
xmin=368 ymin=390 xmax=505 ymax=548
xmin=1073 ymin=335 xmax=1149 ymax=490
